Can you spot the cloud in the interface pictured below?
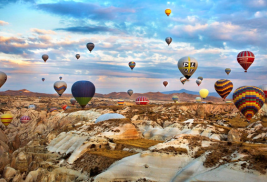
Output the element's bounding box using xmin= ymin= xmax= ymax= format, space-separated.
xmin=55 ymin=26 xmax=123 ymax=34
xmin=0 ymin=20 xmax=9 ymax=26
xmin=30 ymin=28 xmax=56 ymax=35
xmin=0 ymin=0 xmax=36 ymax=8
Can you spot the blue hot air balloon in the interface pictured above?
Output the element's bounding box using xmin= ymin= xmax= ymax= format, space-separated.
xmin=71 ymin=81 xmax=95 ymax=108
xmin=59 ymin=76 xmax=62 ymax=80
xmin=42 ymin=78 xmax=45 ymax=82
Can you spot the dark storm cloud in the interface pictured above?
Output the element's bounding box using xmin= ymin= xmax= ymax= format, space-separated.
xmin=54 ymin=26 xmax=122 ymax=34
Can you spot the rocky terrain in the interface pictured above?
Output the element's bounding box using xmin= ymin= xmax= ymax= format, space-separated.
xmin=0 ymin=95 xmax=266 ymax=181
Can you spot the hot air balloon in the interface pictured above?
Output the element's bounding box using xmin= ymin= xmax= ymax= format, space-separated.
xmin=1 ymin=113 xmax=13 ymax=126
xmin=71 ymin=80 xmax=95 ymax=109
xmin=62 ymin=104 xmax=68 ymax=110
xmin=86 ymin=43 xmax=95 ymax=53
xmin=49 ymin=108 xmax=58 ymax=112
xmin=42 ymin=78 xmax=45 ymax=82
xmin=233 ymin=86 xmax=265 ymax=121
xmin=198 ymin=76 xmax=203 ymax=81
xmin=196 ymin=97 xmax=201 ymax=103
xmin=20 ymin=116 xmax=31 ymax=124
xmin=129 ymin=61 xmax=136 ymax=70
xmin=0 ymin=71 xmax=7 ymax=88
xmin=165 ymin=37 xmax=172 ymax=46
xmin=163 ymin=81 xmax=168 ymax=87
xmin=172 ymin=95 xmax=179 ymax=103
xmin=54 ymin=81 xmax=67 ymax=97
xmin=118 ymin=100 xmax=124 ymax=106
xmin=42 ymin=54 xmax=49 ymax=62
xmin=199 ymin=89 xmax=209 ymax=99
xmin=165 ymin=9 xmax=171 ymax=16
xmin=180 ymin=77 xmax=187 ymax=85
xmin=70 ymin=98 xmax=76 ymax=105
xmin=28 ymin=105 xmax=36 ymax=110
xmin=136 ymin=96 xmax=149 ymax=105
xmin=259 ymin=84 xmax=267 ymax=102
xmin=226 ymin=101 xmax=232 ymax=104
xmin=59 ymin=77 xmax=62 ymax=80
xmin=196 ymin=79 xmax=202 ymax=86
xmin=178 ymin=56 xmax=198 ymax=79
xmin=76 ymin=54 xmax=80 ymax=59
xmin=225 ymin=68 xmax=231 ymax=75
xmin=237 ymin=51 xmax=255 ymax=72
xmin=214 ymin=79 xmax=233 ymax=101
xmin=127 ymin=89 xmax=133 ymax=96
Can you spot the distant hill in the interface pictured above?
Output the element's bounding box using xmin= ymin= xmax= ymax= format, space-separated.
xmin=0 ymin=89 xmax=231 ymax=102
xmin=161 ymin=89 xmax=233 ymax=99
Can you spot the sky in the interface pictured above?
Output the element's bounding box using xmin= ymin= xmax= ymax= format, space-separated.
xmin=0 ymin=0 xmax=267 ymax=94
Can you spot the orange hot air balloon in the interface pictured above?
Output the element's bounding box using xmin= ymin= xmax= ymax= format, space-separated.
xmin=165 ymin=9 xmax=171 ymax=16
xmin=163 ymin=81 xmax=168 ymax=87
xmin=1 ymin=113 xmax=13 ymax=126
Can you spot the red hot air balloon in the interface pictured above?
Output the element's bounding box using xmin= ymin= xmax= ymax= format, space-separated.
xmin=237 ymin=51 xmax=255 ymax=72
xmin=136 ymin=96 xmax=149 ymax=105
xmin=163 ymin=81 xmax=168 ymax=87
xmin=62 ymin=104 xmax=68 ymax=110
xmin=20 ymin=116 xmax=31 ymax=124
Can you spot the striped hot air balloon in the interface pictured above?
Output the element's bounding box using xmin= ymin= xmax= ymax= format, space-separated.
xmin=237 ymin=51 xmax=255 ymax=72
xmin=71 ymin=80 xmax=95 ymax=109
xmin=49 ymin=108 xmax=58 ymax=112
xmin=54 ymin=81 xmax=67 ymax=97
xmin=233 ymin=86 xmax=265 ymax=121
xmin=226 ymin=101 xmax=232 ymax=104
xmin=225 ymin=68 xmax=231 ymax=75
xmin=62 ymin=104 xmax=68 ymax=110
xmin=196 ymin=97 xmax=202 ymax=103
xmin=172 ymin=95 xmax=179 ymax=103
xmin=20 ymin=116 xmax=31 ymax=124
xmin=180 ymin=77 xmax=187 ymax=85
xmin=129 ymin=61 xmax=136 ymax=70
xmin=118 ymin=100 xmax=124 ymax=106
xmin=214 ymin=79 xmax=233 ymax=101
xmin=1 ymin=113 xmax=13 ymax=126
xmin=136 ymin=96 xmax=149 ymax=105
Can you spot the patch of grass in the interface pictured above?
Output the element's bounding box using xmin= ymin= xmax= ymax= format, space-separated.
xmin=88 ymin=149 xmax=136 ymax=159
xmin=114 ymin=139 xmax=163 ymax=149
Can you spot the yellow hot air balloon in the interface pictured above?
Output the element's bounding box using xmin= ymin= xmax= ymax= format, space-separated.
xmin=1 ymin=113 xmax=13 ymax=126
xmin=199 ymin=89 xmax=209 ymax=99
xmin=165 ymin=9 xmax=171 ymax=16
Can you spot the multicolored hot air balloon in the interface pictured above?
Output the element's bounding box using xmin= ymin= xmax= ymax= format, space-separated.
xmin=129 ymin=61 xmax=136 ymax=70
xmin=49 ymin=108 xmax=58 ymax=112
xmin=180 ymin=77 xmax=187 ymax=85
xmin=20 ymin=116 xmax=31 ymax=124
xmin=199 ymin=89 xmax=209 ymax=99
xmin=196 ymin=97 xmax=201 ymax=103
xmin=0 ymin=71 xmax=7 ymax=88
xmin=42 ymin=78 xmax=45 ymax=82
xmin=237 ymin=51 xmax=255 ymax=72
xmin=62 ymin=104 xmax=68 ymax=110
xmin=86 ymin=43 xmax=95 ymax=53
xmin=71 ymin=80 xmax=95 ymax=109
xmin=165 ymin=9 xmax=171 ymax=16
xmin=1 ymin=113 xmax=13 ymax=126
xmin=54 ymin=81 xmax=67 ymax=97
xmin=178 ymin=57 xmax=198 ymax=79
xmin=214 ymin=79 xmax=233 ymax=101
xmin=198 ymin=76 xmax=203 ymax=81
xmin=118 ymin=100 xmax=124 ymax=106
xmin=165 ymin=37 xmax=172 ymax=46
xmin=233 ymin=86 xmax=265 ymax=121
xmin=163 ymin=81 xmax=168 ymax=87
xmin=172 ymin=95 xmax=178 ymax=103
xmin=225 ymin=68 xmax=231 ymax=75
xmin=127 ymin=89 xmax=133 ymax=96
xmin=136 ymin=96 xmax=149 ymax=105
xmin=196 ymin=79 xmax=202 ymax=86
xmin=76 ymin=54 xmax=80 ymax=59
xmin=59 ymin=77 xmax=62 ymax=80
xmin=70 ymin=98 xmax=76 ymax=105
xmin=42 ymin=54 xmax=48 ymax=62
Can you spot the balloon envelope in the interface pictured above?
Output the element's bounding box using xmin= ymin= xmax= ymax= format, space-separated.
xmin=54 ymin=81 xmax=67 ymax=96
xmin=214 ymin=79 xmax=233 ymax=100
xmin=1 ymin=113 xmax=13 ymax=126
xmin=86 ymin=43 xmax=95 ymax=52
xmin=163 ymin=81 xmax=168 ymax=87
xmin=59 ymin=77 xmax=62 ymax=80
xmin=62 ymin=104 xmax=67 ymax=110
xmin=196 ymin=79 xmax=202 ymax=86
xmin=118 ymin=100 xmax=124 ymax=106
xmin=225 ymin=68 xmax=231 ymax=75
xmin=136 ymin=96 xmax=149 ymax=105
xmin=42 ymin=78 xmax=45 ymax=82
xmin=199 ymin=89 xmax=209 ymax=99
xmin=49 ymin=108 xmax=58 ymax=112
xmin=196 ymin=97 xmax=202 ymax=103
xmin=237 ymin=51 xmax=255 ymax=72
xmin=178 ymin=57 xmax=198 ymax=79
xmin=70 ymin=98 xmax=76 ymax=105
xmin=180 ymin=77 xmax=187 ymax=85
xmin=165 ymin=37 xmax=172 ymax=46
xmin=172 ymin=95 xmax=178 ymax=103
xmin=0 ymin=71 xmax=7 ymax=88
xmin=165 ymin=9 xmax=171 ymax=16
xmin=233 ymin=86 xmax=265 ymax=120
xmin=76 ymin=54 xmax=80 ymax=59
xmin=127 ymin=89 xmax=133 ymax=96
xmin=198 ymin=76 xmax=203 ymax=81
xmin=129 ymin=61 xmax=136 ymax=70
xmin=71 ymin=80 xmax=95 ymax=108
xmin=42 ymin=54 xmax=48 ymax=62
xmin=20 ymin=116 xmax=31 ymax=124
